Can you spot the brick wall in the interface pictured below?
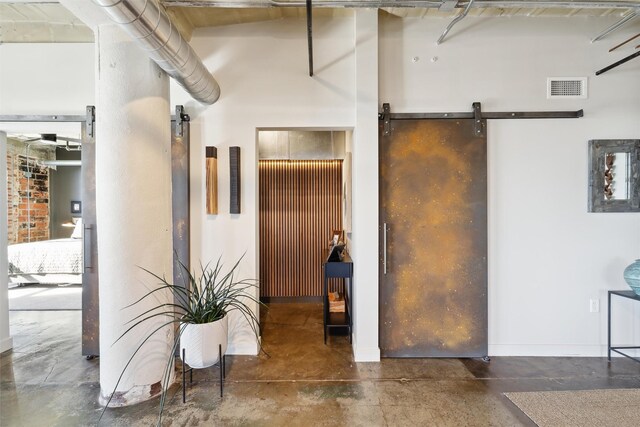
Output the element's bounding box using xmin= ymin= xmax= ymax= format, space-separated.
xmin=6 ymin=139 xmax=55 ymax=244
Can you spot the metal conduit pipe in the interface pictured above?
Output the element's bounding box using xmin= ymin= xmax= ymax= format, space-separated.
xmin=591 ymin=10 xmax=638 ymax=42
xmin=94 ymin=0 xmax=220 ymax=105
xmin=437 ymin=0 xmax=475 ymax=45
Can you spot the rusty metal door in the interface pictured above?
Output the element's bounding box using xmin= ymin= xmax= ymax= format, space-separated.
xmin=81 ymin=114 xmax=99 ymax=357
xmin=81 ymin=108 xmax=191 ymax=357
xmin=379 ymin=119 xmax=487 ymax=358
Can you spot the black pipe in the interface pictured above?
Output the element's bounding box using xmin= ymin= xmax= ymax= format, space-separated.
xmin=307 ymin=0 xmax=313 ymax=76
xmin=596 ymin=50 xmax=640 ymax=76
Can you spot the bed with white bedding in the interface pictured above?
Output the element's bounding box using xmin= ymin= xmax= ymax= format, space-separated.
xmin=8 ymin=238 xmax=83 ymax=286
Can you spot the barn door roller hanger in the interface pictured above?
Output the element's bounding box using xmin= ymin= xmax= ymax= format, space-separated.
xmin=380 ymin=102 xmax=584 ymax=137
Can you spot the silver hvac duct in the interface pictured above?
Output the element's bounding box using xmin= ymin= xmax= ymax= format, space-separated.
xmin=94 ymin=0 xmax=220 ymax=105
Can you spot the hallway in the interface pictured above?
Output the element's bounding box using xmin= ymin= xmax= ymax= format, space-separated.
xmin=2 ymin=304 xmax=639 ymax=426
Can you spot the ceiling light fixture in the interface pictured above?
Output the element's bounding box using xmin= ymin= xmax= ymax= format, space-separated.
xmin=40 ymin=133 xmax=57 ymax=143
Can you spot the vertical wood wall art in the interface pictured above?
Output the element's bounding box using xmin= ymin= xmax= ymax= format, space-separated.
xmin=229 ymin=146 xmax=241 ymax=214
xmin=205 ymin=146 xmax=218 ymax=214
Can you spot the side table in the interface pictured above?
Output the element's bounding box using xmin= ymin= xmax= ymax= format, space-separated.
xmin=322 ymin=250 xmax=353 ymax=344
xmin=608 ymin=290 xmax=640 ymax=363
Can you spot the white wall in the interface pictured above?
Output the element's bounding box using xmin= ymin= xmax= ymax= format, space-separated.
xmin=1 ymin=12 xmax=639 ymax=358
xmin=379 ymin=14 xmax=640 ymax=356
xmin=0 ymin=43 xmax=93 ymax=137
xmin=170 ymin=16 xmax=358 ymax=354
xmin=350 ymin=9 xmax=380 ymax=361
xmin=0 ymin=44 xmax=94 ymax=354
xmin=0 ymin=44 xmax=94 ymax=115
xmin=175 ymin=12 xmax=640 ymax=357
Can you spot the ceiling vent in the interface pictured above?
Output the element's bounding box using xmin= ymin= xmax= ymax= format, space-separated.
xmin=547 ymin=77 xmax=587 ymax=99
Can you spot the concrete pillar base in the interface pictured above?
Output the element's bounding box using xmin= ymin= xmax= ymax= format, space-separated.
xmin=99 ymin=380 xmax=163 ymax=407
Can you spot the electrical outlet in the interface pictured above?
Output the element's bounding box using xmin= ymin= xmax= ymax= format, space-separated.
xmin=589 ymin=299 xmax=600 ymax=313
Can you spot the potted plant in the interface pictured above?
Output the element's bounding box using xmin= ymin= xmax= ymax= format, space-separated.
xmin=100 ymin=254 xmax=264 ymax=425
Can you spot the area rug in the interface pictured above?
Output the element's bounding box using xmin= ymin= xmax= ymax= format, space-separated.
xmin=8 ymin=285 xmax=82 ymax=311
xmin=505 ymin=389 xmax=640 ymax=427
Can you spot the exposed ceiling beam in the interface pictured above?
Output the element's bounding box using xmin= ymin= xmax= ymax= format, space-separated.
xmin=0 ymin=1 xmax=60 ymax=3
xmin=162 ymin=0 xmax=640 ymax=10
xmin=439 ymin=0 xmax=458 ymax=12
xmin=165 ymin=6 xmax=196 ymax=40
xmin=0 ymin=20 xmax=93 ymax=42
xmin=0 ymin=3 xmax=93 ymax=42
xmin=3 ymin=0 xmax=640 ymax=44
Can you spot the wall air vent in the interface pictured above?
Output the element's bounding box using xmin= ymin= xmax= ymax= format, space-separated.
xmin=547 ymin=77 xmax=587 ymax=99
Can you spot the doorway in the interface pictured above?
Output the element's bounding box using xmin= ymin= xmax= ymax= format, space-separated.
xmin=5 ymin=132 xmax=84 ymax=297
xmin=1 ymin=130 xmax=86 ymax=369
xmin=379 ymin=118 xmax=488 ymax=358
xmin=257 ymin=129 xmax=351 ymax=351
xmin=2 ymin=107 xmax=189 ymax=358
xmin=1 ymin=118 xmax=96 ymax=357
xmin=258 ymin=129 xmax=349 ymax=301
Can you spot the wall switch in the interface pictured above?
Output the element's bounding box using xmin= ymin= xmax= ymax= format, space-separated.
xmin=589 ymin=299 xmax=600 ymax=313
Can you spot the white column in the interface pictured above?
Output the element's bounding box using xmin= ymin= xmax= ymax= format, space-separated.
xmin=0 ymin=131 xmax=13 ymax=354
xmin=96 ymin=24 xmax=173 ymax=406
xmin=351 ymin=9 xmax=380 ymax=362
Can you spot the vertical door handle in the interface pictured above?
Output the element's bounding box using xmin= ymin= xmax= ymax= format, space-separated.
xmin=83 ymin=224 xmax=93 ymax=271
xmin=383 ymin=222 xmax=388 ymax=275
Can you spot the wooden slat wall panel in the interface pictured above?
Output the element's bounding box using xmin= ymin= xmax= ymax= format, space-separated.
xmin=259 ymin=160 xmax=342 ymax=297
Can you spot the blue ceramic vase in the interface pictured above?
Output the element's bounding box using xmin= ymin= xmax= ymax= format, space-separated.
xmin=623 ymin=259 xmax=640 ymax=296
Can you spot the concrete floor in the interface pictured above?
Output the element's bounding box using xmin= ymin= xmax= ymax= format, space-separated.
xmin=2 ymin=303 xmax=639 ymax=426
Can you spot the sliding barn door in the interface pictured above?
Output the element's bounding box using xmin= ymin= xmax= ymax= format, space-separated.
xmin=379 ymin=119 xmax=487 ymax=358
xmin=81 ymin=109 xmax=191 ymax=357
xmin=259 ymin=160 xmax=342 ymax=298
xmin=81 ymin=117 xmax=99 ymax=357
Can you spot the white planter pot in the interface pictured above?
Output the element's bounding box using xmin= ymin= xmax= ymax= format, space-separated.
xmin=180 ymin=315 xmax=228 ymax=369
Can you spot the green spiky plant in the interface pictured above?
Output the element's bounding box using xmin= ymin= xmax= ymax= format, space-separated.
xmin=98 ymin=254 xmax=265 ymax=426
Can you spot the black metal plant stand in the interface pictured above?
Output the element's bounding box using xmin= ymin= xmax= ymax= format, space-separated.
xmin=182 ymin=344 xmax=226 ymax=403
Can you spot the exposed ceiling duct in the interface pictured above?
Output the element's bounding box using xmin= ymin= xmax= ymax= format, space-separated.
xmin=94 ymin=0 xmax=221 ymax=105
